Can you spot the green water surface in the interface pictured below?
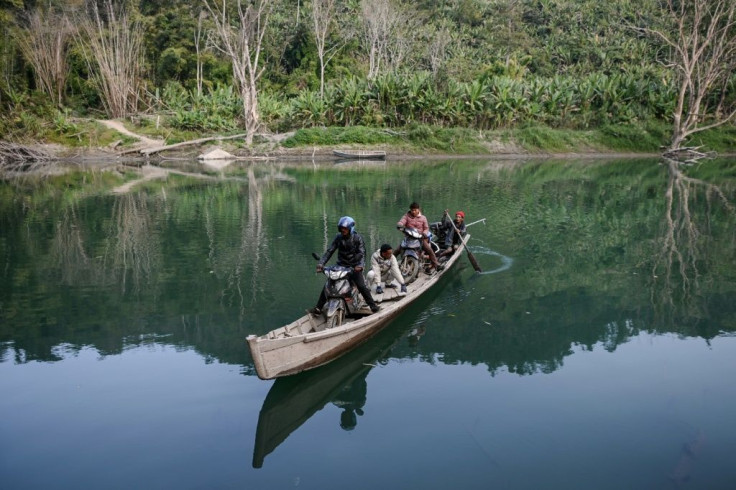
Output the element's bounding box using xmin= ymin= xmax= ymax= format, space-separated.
xmin=1 ymin=157 xmax=735 ymax=489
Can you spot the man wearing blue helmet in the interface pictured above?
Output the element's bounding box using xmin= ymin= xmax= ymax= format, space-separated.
xmin=310 ymin=216 xmax=380 ymax=314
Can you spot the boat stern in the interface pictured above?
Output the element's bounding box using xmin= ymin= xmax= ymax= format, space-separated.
xmin=247 ymin=334 xmax=271 ymax=380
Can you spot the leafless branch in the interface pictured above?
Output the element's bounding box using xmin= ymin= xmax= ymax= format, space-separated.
xmin=195 ymin=10 xmax=208 ymax=98
xmin=360 ymin=0 xmax=417 ymax=78
xmin=17 ymin=8 xmax=75 ymax=107
xmin=0 ymin=142 xmax=54 ymax=169
xmin=427 ymin=28 xmax=451 ymax=76
xmin=204 ymin=0 xmax=276 ymax=145
xmin=310 ymin=0 xmax=338 ymax=98
xmin=75 ymin=0 xmax=145 ymax=118
xmin=634 ymin=0 xmax=736 ymax=151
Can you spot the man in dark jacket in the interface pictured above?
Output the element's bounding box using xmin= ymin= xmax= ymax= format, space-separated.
xmin=311 ymin=216 xmax=380 ymax=314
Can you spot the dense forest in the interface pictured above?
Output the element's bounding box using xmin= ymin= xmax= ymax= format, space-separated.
xmin=0 ymin=0 xmax=734 ymax=152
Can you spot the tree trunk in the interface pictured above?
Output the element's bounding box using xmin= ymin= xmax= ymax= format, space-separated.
xmin=205 ymin=0 xmax=274 ymax=146
xmin=636 ymin=0 xmax=736 ymax=153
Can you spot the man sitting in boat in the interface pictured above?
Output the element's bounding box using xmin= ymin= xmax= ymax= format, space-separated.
xmin=394 ymin=201 xmax=444 ymax=271
xmin=438 ymin=210 xmax=467 ymax=260
xmin=367 ymin=244 xmax=408 ymax=297
xmin=310 ymin=216 xmax=380 ymax=315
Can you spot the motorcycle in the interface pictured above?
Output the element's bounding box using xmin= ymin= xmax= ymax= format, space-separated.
xmin=396 ymin=226 xmax=441 ymax=284
xmin=312 ymin=254 xmax=366 ymax=329
xmin=429 ymin=220 xmax=450 ymax=255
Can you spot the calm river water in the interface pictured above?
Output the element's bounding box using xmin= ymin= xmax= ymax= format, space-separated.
xmin=1 ymin=157 xmax=735 ymax=489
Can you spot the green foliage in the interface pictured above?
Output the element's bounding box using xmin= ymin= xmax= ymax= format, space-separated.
xmin=0 ymin=89 xmax=58 ymax=141
xmin=596 ymin=122 xmax=669 ymax=152
xmin=258 ymin=92 xmax=291 ymax=131
xmin=513 ymin=125 xmax=585 ymax=152
xmin=683 ymin=126 xmax=736 ymax=154
xmin=52 ymin=109 xmax=78 ymax=135
xmin=0 ymin=0 xmax=732 ymax=152
xmin=267 ymin=70 xmax=678 ymax=134
xmin=157 ymin=47 xmax=189 ymax=81
xmin=281 ymin=126 xmax=397 ymax=147
xmin=406 ymin=125 xmax=486 ymax=153
xmin=161 ymin=83 xmax=241 ymax=132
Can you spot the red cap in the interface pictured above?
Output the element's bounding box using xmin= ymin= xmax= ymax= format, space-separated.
xmin=455 ymin=211 xmax=465 ymax=219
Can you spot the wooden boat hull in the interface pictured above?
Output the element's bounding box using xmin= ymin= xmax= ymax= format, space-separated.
xmin=332 ymin=150 xmax=386 ymax=160
xmin=247 ymin=234 xmax=469 ymax=380
xmin=252 ymin=319 xmax=406 ymax=467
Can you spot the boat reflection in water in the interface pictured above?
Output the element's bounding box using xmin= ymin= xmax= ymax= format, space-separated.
xmin=252 ymin=319 xmax=414 ymax=468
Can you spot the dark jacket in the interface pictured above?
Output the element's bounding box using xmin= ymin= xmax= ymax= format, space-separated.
xmin=319 ymin=231 xmax=367 ymax=268
xmin=442 ymin=215 xmax=466 ymax=248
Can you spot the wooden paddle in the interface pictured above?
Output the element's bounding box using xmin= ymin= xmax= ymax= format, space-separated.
xmin=445 ymin=211 xmax=482 ymax=272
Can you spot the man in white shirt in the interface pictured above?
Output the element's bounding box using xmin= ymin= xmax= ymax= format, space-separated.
xmin=367 ymin=244 xmax=407 ymax=296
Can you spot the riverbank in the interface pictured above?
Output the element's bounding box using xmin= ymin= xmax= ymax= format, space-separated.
xmin=6 ymin=118 xmax=736 ymax=164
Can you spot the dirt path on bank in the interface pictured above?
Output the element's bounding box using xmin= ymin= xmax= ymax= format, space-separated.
xmin=99 ymin=120 xmax=165 ymax=150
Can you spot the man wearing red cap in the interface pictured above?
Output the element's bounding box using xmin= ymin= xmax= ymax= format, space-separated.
xmin=439 ymin=210 xmax=467 ymax=259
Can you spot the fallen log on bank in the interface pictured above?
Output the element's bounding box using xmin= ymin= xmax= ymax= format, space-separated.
xmin=123 ymin=133 xmax=247 ymax=156
xmin=662 ymin=146 xmax=716 ymax=163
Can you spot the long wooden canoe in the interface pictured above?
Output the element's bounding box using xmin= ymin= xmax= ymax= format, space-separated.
xmin=332 ymin=149 xmax=386 ymax=160
xmin=246 ymin=234 xmax=469 ymax=380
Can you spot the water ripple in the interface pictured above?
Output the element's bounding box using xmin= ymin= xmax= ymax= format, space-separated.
xmin=467 ymin=246 xmax=514 ymax=275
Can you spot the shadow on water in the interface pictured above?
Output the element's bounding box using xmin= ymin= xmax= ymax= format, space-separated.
xmin=252 ymin=272 xmax=452 ymax=468
xmin=252 ymin=321 xmax=396 ymax=468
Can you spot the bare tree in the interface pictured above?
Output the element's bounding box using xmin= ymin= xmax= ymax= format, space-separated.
xmin=194 ymin=10 xmax=208 ymax=97
xmin=76 ymin=0 xmax=145 ymax=118
xmin=636 ymin=0 xmax=736 ymax=152
xmin=360 ymin=0 xmax=416 ymax=78
xmin=17 ymin=8 xmax=74 ymax=107
xmin=427 ymin=27 xmax=451 ymax=76
xmin=386 ymin=22 xmax=412 ymax=72
xmin=0 ymin=29 xmax=16 ymax=101
xmin=310 ymin=0 xmax=339 ymax=98
xmin=205 ymin=0 xmax=276 ymax=145
xmin=361 ymin=0 xmax=390 ymax=79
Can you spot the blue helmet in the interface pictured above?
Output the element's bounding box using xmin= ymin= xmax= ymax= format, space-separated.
xmin=337 ymin=216 xmax=355 ymax=233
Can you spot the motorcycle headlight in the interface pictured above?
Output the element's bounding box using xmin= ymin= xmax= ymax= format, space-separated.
xmin=328 ymin=269 xmax=348 ymax=280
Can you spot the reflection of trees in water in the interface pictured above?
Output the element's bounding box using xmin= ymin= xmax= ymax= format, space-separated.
xmin=51 ymin=204 xmax=91 ymax=285
xmin=104 ymin=192 xmax=161 ymax=294
xmin=652 ymin=159 xmax=735 ymax=327
xmin=218 ymin=166 xmax=272 ymax=318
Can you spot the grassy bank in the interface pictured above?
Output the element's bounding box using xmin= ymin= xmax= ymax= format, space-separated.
xmin=279 ymin=122 xmax=735 ymax=155
xmin=9 ymin=114 xmax=736 ymax=158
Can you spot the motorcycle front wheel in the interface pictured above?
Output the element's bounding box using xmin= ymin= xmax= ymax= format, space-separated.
xmin=326 ymin=308 xmax=344 ymax=329
xmin=399 ymin=255 xmax=420 ymax=284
